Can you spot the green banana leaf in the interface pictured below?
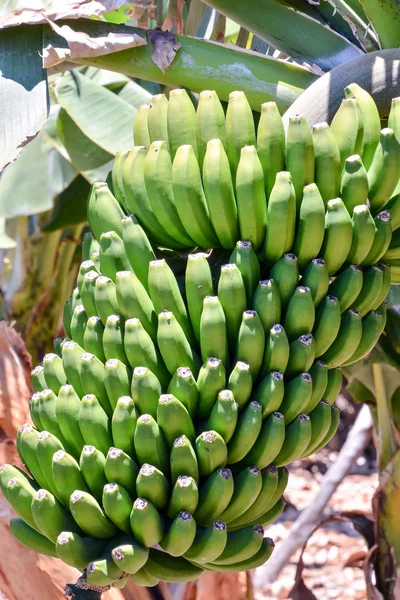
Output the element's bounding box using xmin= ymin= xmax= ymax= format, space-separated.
xmin=359 ymin=0 xmax=400 ymax=49
xmin=42 ymin=175 xmax=90 ymax=231
xmin=201 ymin=0 xmax=363 ymax=70
xmin=49 ymin=20 xmax=317 ymax=112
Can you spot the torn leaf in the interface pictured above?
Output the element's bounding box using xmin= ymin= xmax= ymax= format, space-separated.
xmin=42 ymin=20 xmax=146 ymax=68
xmin=148 ymin=28 xmax=181 ymax=73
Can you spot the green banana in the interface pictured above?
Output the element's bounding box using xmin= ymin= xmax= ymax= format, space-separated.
xmin=325 ymin=368 xmax=342 ymax=404
xmin=70 ymin=304 xmax=87 ymax=348
xmin=235 ymin=146 xmax=267 ymax=251
xmin=29 ymin=393 xmax=43 ymax=431
xmin=225 ymin=90 xmax=256 ymax=174
xmin=217 ymin=263 xmax=247 ymax=354
xmin=77 ymin=259 xmax=98 ymax=294
xmin=196 ymin=357 xmax=226 ymax=420
xmin=111 ymin=537 xmax=149 ymax=574
xmin=345 ymin=83 xmax=381 ymax=168
xmin=388 ymin=96 xmax=400 ymax=143
xmin=111 ymin=396 xmax=137 ymax=457
xmin=99 ymin=230 xmax=132 ymax=283
xmin=104 ymin=447 xmax=138 ymax=498
xmin=112 ymin=150 xmax=132 ymax=213
xmin=235 ymin=310 xmax=265 ymax=380
xmin=184 ymin=520 xmax=227 ymax=564
xmin=202 ymin=138 xmax=240 ymax=249
xmin=200 ymin=296 xmax=228 ymax=365
xmin=80 ymin=352 xmax=112 ymax=417
xmin=230 ymin=240 xmax=261 ymax=304
xmin=292 ymin=183 xmax=326 ymax=271
xmin=329 ymin=265 xmax=363 ymax=313
xmin=285 ymin=114 xmax=314 ymax=211
xmin=312 ymin=122 xmax=341 ymax=203
xmin=55 ymin=385 xmax=85 ymax=459
xmin=87 ymin=183 xmax=124 ymax=242
xmin=172 ymin=144 xmax=219 ymax=248
xmin=149 ymin=258 xmax=194 ymax=346
xmin=203 ymin=537 xmax=275 ymax=572
xmin=194 ymin=467 xmax=234 ymax=525
xmin=253 ymin=371 xmax=284 ymax=419
xmin=383 ymin=227 xmax=400 ymax=261
xmin=102 ymin=482 xmax=133 ymax=534
xmin=103 ymin=314 xmax=127 ymax=364
xmin=61 ymin=340 xmax=85 ymax=398
xmin=56 ymin=531 xmax=106 ymax=570
xmin=10 ymin=518 xmax=57 ymax=557
xmin=82 ymin=232 xmax=100 ymax=262
xmin=144 ymin=141 xmax=194 ymax=248
xmin=121 ymin=214 xmax=156 ymax=292
xmin=383 ymin=193 xmax=400 ymax=230
xmin=372 ymin=263 xmax=391 ymax=309
xmin=104 ymin=358 xmax=132 ymax=411
xmin=31 ymin=365 xmax=47 ymax=393
xmin=167 ymin=476 xmax=199 ymax=520
xmin=32 ymin=488 xmax=80 ymax=543
xmin=280 ymin=372 xmax=313 ymax=423
xmin=6 ymin=476 xmax=38 ymax=531
xmin=83 ymin=316 xmax=106 ymax=362
xmin=136 ymin=463 xmax=170 ymax=510
xmin=185 ymin=252 xmax=214 ymax=345
xmin=79 ymin=393 xmax=113 ymax=456
xmin=340 ymin=155 xmax=369 ymax=214
xmin=131 ymin=366 xmax=162 ymax=419
xmin=321 ymin=198 xmax=353 ymax=275
xmin=134 ymin=414 xmax=169 ymax=474
xmin=302 ymin=400 xmax=332 ymax=457
xmin=124 ymin=317 xmax=169 ymax=387
xmin=122 ymin=147 xmax=178 ymax=248
xmin=196 ymin=89 xmax=226 ymax=168
xmin=286 ymin=335 xmax=316 ymax=379
xmin=312 ymin=295 xmax=341 ymax=356
xmin=80 ymin=271 xmax=99 ymax=318
xmin=346 ymin=204 xmax=376 ymax=265
xmin=195 ymin=430 xmax=228 ymax=477
xmin=367 ymin=128 xmax=400 ymax=213
xmin=228 ymin=361 xmax=253 ymax=410
xmin=143 ymin=549 xmax=203 ymax=582
xmin=38 ymin=389 xmax=65 ymax=444
xmin=90 ymin=251 xmax=100 ymax=272
xmin=301 ymin=258 xmax=329 ymax=307
xmin=158 ymin=310 xmax=200 ymax=376
xmin=70 ymin=490 xmax=118 ymax=538
xmin=205 ymin=390 xmax=238 ymax=444
xmin=351 ymin=265 xmax=384 ymax=317
xmin=71 ymin=286 xmax=81 ymax=312
xmin=168 ymin=88 xmax=198 ymax=158
xmin=16 ymin=425 xmax=48 ymax=490
xmin=228 ymin=465 xmax=278 ymax=528
xmin=320 ymin=309 xmax=362 ymax=367
xmin=361 ymin=210 xmax=392 ymax=266
xmin=283 ymin=286 xmax=315 ymax=341
xmin=52 ymin=449 xmax=89 ymax=508
xmin=252 ymin=279 xmax=281 ymax=334
xmin=217 ymin=467 xmax=262 ymax=525
xmin=274 ymin=414 xmax=312 ymax=466
xmin=36 ymin=430 xmax=65 ymax=500
xmin=116 ymin=270 xmax=157 ymax=338
xmin=257 ymin=101 xmax=285 ymax=197
xmin=259 ymin=324 xmax=290 ymax=378
xmin=79 ymin=445 xmax=108 ymax=504
xmin=133 ymin=103 xmax=150 ymax=147
xmin=170 ymin=435 xmax=199 ymax=483
xmin=147 ymin=93 xmax=169 ymax=149
xmin=157 ymin=393 xmax=196 ymax=447
xmin=160 ymin=511 xmax=197 ymax=557
xmin=211 ymin=524 xmax=264 ymax=565
xmin=330 ymin=97 xmax=362 ymax=170
xmin=342 ymin=308 xmax=385 ymax=366
xmin=270 ymin=253 xmax=299 ymax=308
xmin=168 ymin=367 xmax=198 ymax=417
xmin=227 ymin=400 xmax=262 ymax=464
xmin=262 ymin=171 xmax=296 ymax=263
xmin=303 ymin=360 xmax=328 ymax=413
xmin=94 ymin=275 xmax=120 ymax=326
xmin=309 ymin=404 xmax=341 ymax=454
xmin=130 ymin=567 xmax=159 ymax=587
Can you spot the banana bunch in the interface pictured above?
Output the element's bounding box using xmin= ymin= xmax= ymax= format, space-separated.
xmin=1 ymin=84 xmax=397 ymax=589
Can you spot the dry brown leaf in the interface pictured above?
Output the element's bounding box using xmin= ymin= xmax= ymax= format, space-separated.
xmin=42 ymin=20 xmax=146 ymax=68
xmin=148 ymin=28 xmax=181 ymax=73
xmin=0 ymin=1 xmax=128 ymax=28
xmin=162 ymin=0 xmax=185 ymax=34
xmin=344 ymin=550 xmax=368 ymax=568
xmin=363 ymin=546 xmax=385 ymax=600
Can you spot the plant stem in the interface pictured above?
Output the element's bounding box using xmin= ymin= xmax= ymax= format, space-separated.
xmin=65 ymin=585 xmax=101 ymax=600
xmin=372 ymin=363 xmax=397 ymax=473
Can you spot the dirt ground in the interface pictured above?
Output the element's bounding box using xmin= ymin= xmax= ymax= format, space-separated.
xmin=255 ymin=450 xmax=377 ymax=599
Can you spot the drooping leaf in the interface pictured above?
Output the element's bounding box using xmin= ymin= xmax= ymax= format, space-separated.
xmin=359 ymin=0 xmax=400 ymax=49
xmin=0 ymin=24 xmax=49 ymax=169
xmin=54 ymin=70 xmax=135 ymax=154
xmin=42 ymin=175 xmax=90 ymax=231
xmin=202 ymin=0 xmax=363 ymax=70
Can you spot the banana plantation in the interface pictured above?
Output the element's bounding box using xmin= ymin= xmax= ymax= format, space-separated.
xmin=1 ymin=0 xmax=400 ymax=599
